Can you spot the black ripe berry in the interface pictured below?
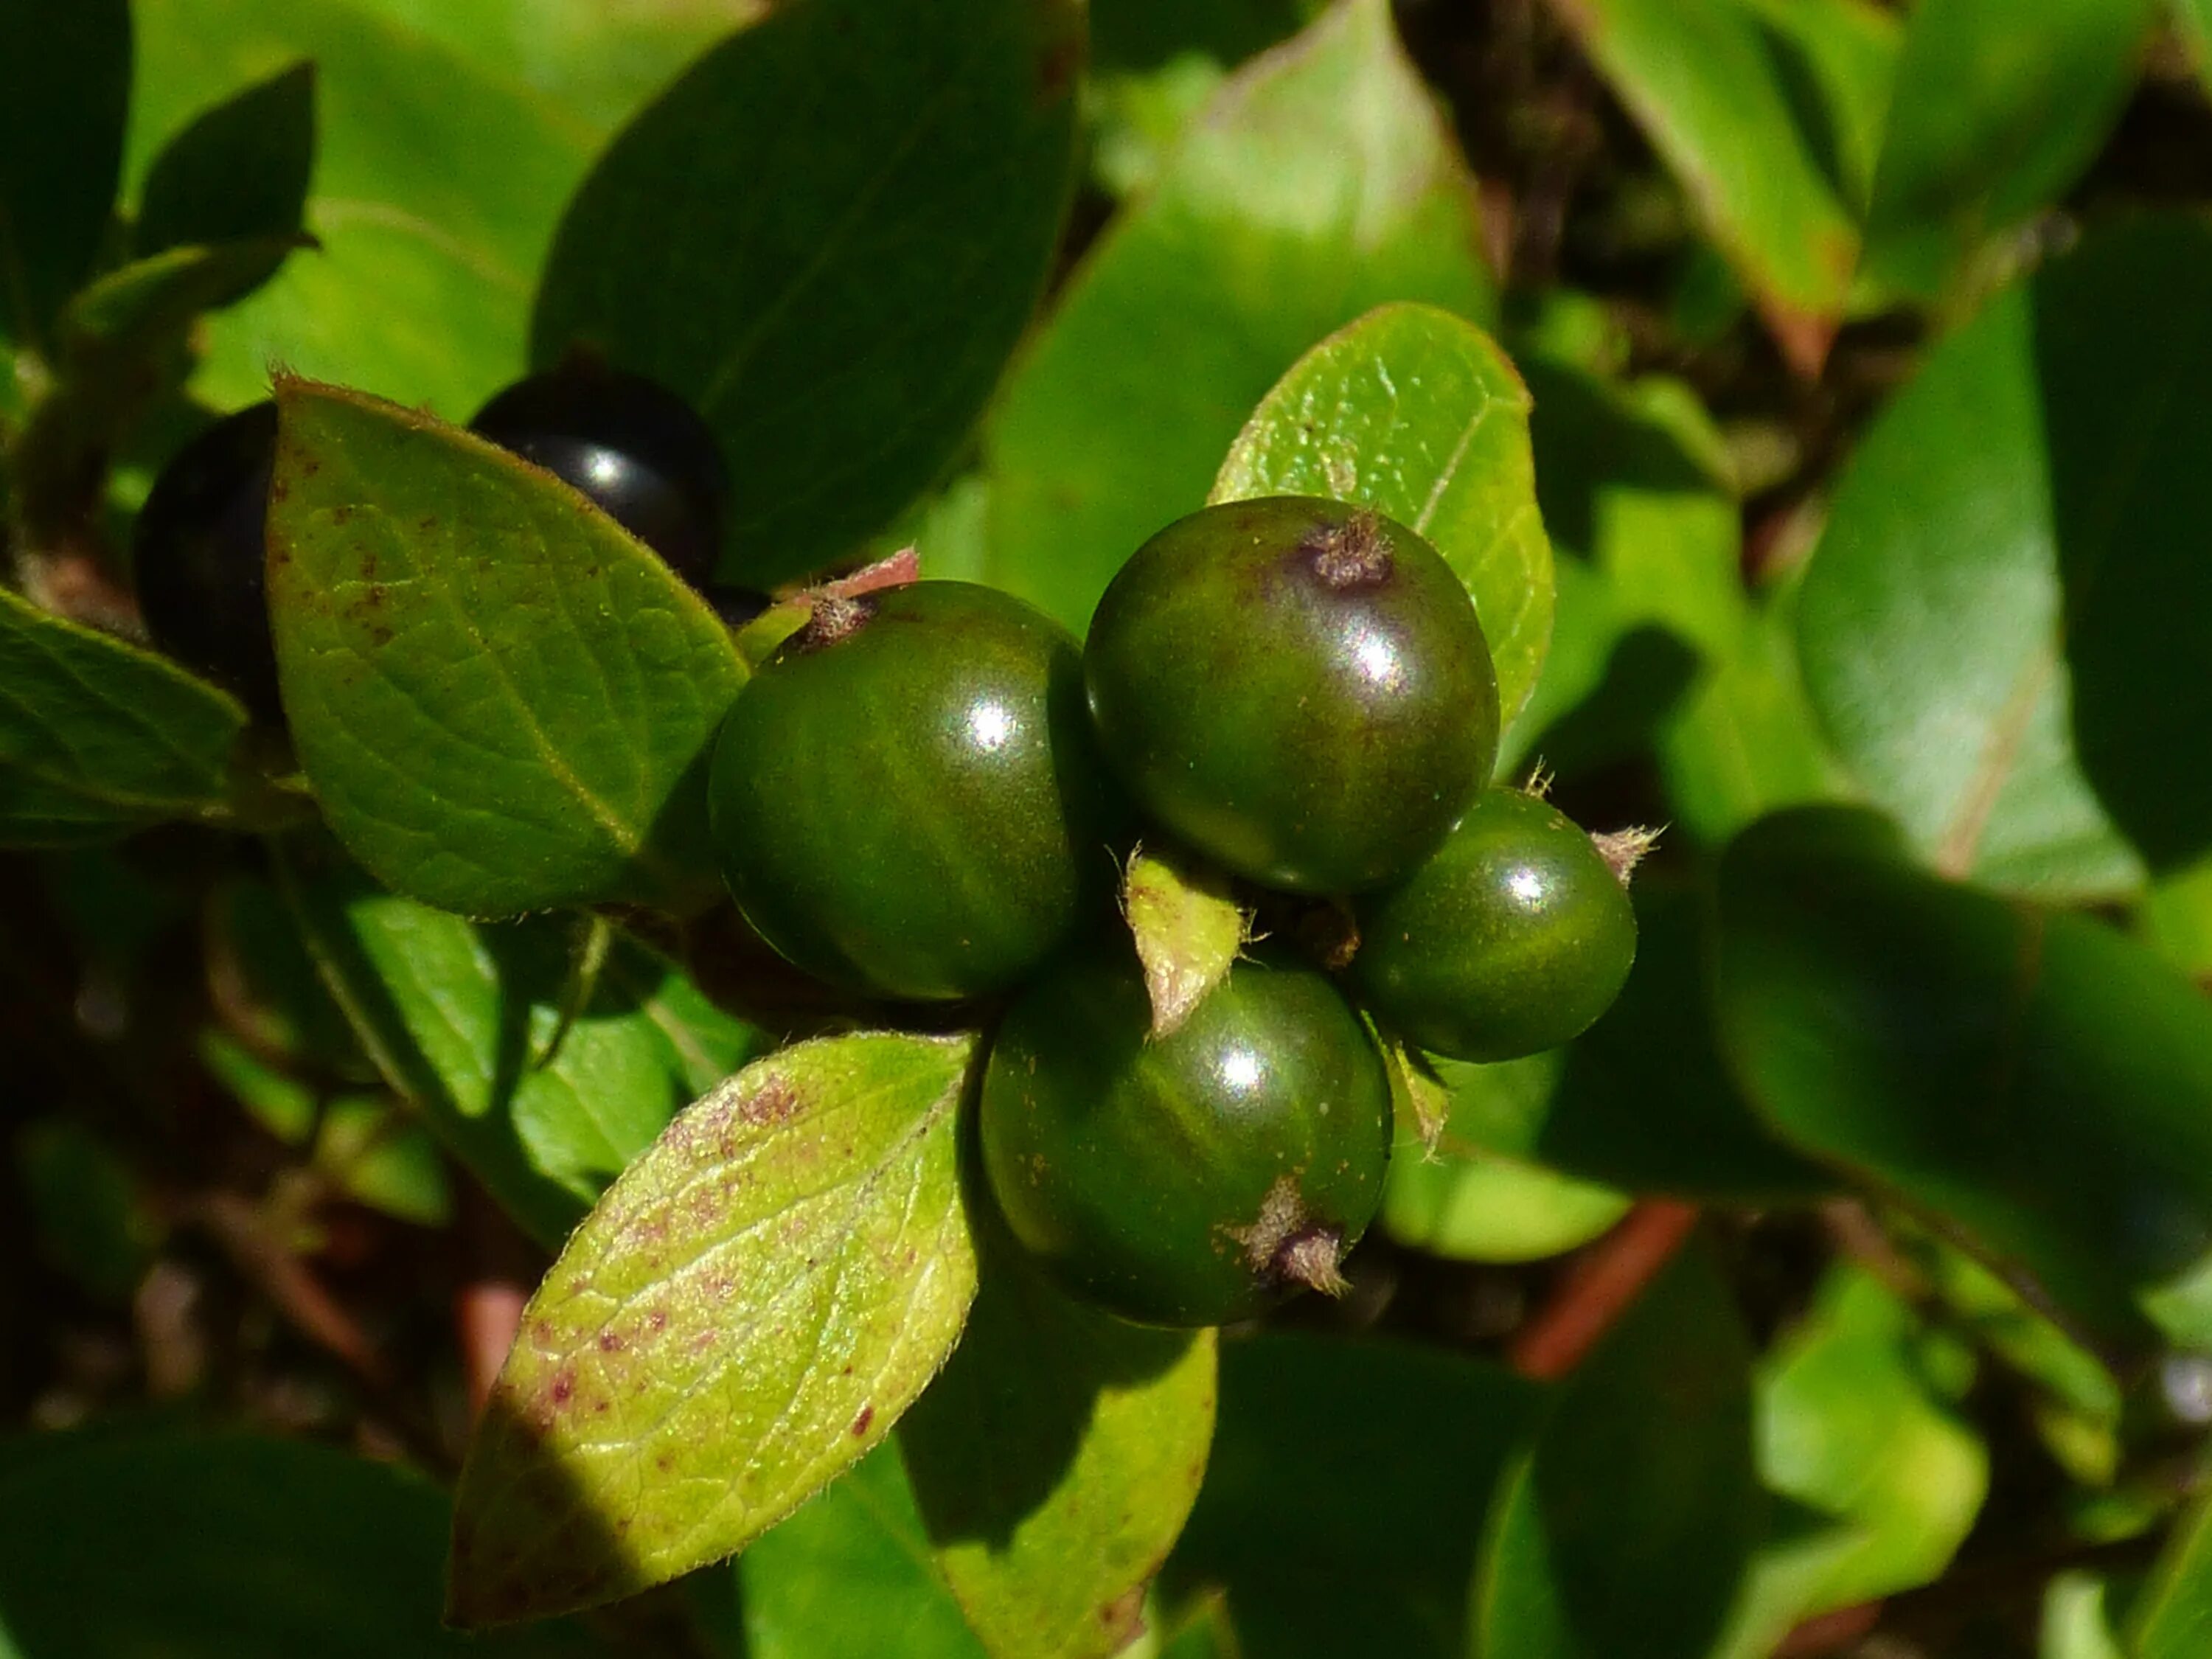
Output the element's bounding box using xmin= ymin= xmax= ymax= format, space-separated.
xmin=470 ymin=358 xmax=728 ymax=586
xmin=132 ymin=400 xmax=282 ymax=718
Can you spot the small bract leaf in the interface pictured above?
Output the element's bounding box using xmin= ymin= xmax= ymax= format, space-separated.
xmin=1212 ymin=302 xmax=1555 ymax=731
xmin=901 ymin=1233 xmax=1217 ymax=1659
xmin=0 ymin=585 xmax=246 ymax=846
xmin=447 ymin=1032 xmax=980 ymax=1625
xmin=267 ymin=378 xmax=745 ymax=918
xmin=1375 ymin=1029 xmax=1451 ymax=1152
xmin=1124 ymin=844 xmax=1246 ymax=1037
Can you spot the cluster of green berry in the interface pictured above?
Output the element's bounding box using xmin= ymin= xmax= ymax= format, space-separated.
xmin=710 ymin=494 xmax=1642 ymax=1329
xmin=128 ymin=371 xmax=1641 ymax=1332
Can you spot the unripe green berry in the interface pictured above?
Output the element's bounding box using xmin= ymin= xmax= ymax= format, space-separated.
xmin=1351 ymin=787 xmax=1638 ymax=1062
xmin=1084 ymin=496 xmax=1499 ymax=895
xmin=979 ymin=949 xmax=1393 ymax=1327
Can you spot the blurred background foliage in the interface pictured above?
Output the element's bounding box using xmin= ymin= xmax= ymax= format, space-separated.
xmin=14 ymin=0 xmax=2212 ymax=1655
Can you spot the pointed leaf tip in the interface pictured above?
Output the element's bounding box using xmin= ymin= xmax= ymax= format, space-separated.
xmin=446 ymin=1032 xmax=980 ymax=1625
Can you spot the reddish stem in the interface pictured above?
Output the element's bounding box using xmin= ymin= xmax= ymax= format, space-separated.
xmin=1775 ymin=1602 xmax=1884 ymax=1656
xmin=1507 ymin=1199 xmax=1700 ymax=1380
xmin=810 ymin=546 xmax=918 ymax=601
xmin=455 ymin=1279 xmax=528 ymax=1421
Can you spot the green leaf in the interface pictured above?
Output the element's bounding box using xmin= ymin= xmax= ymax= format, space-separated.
xmin=1158 ymin=1593 xmax=1241 ymax=1659
xmin=1381 ymin=1053 xmax=1630 ymax=1262
xmin=1657 ymin=573 xmax=1848 ymax=848
xmin=124 ymin=0 xmax=594 ymax=414
xmin=1797 ymin=279 xmax=2141 ymax=900
xmin=267 ymin=378 xmax=745 ymax=917
xmin=2126 ymin=1484 xmax=2212 ymax=1658
xmin=900 ymin=1234 xmax=1217 ymax=1659
xmin=341 ymin=0 xmax=765 ymax=136
xmin=1861 ymin=0 xmax=2158 ymax=299
xmin=2048 ymin=1571 xmax=2129 ymax=1659
xmin=1708 ymin=1263 xmax=1987 ymax=1659
xmin=1520 ymin=361 xmax=1740 ymax=661
xmin=1381 ymin=1140 xmax=1628 ymax=1265
xmin=1163 ymin=1332 xmax=1542 ymax=1659
xmin=0 ymin=1429 xmax=601 ymax=1658
xmin=136 ymin=61 xmax=316 ymax=268
xmin=983 ymin=0 xmax=1496 ymax=633
xmin=1124 ymin=842 xmax=1247 ymax=1037
xmin=741 ymin=1445 xmax=989 ymax=1659
xmin=1758 ymin=1266 xmax=1985 ymax=1604
xmin=313 ymin=1096 xmax=455 ymax=1227
xmin=1504 ymin=880 xmax=1835 ymax=1203
xmin=1469 ymin=1246 xmax=1759 ymax=1659
xmin=1714 ymin=806 xmax=2212 ymax=1356
xmin=2183 ymin=0 xmax=2212 ymax=92
xmin=1507 ymin=357 xmax=1784 ymax=798
xmin=0 ymin=0 xmax=130 ymax=352
xmin=1211 ymin=302 xmax=1555 ymax=731
xmin=531 ymin=0 xmax=1081 ymax=590
xmin=200 ymin=1026 xmax=319 ymax=1144
xmin=1548 ymin=0 xmax=1882 ymax=371
xmin=0 ymin=584 xmax=246 ymax=846
xmin=2034 ymin=215 xmax=2212 ymax=877
xmin=1733 ymin=0 xmax=1901 ymax=216
xmin=448 ymin=1032 xmax=981 ymax=1625
xmin=277 ymin=841 xmax=764 ymax=1250
xmin=15 ymin=1117 xmax=159 ymax=1304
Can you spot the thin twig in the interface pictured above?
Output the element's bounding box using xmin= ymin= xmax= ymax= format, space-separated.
xmin=1508 ymin=1199 xmax=1700 ymax=1380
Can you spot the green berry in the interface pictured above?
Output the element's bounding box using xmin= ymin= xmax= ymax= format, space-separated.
xmin=1084 ymin=495 xmax=1498 ymax=895
xmin=1351 ymin=787 xmax=1638 ymax=1062
xmin=979 ymin=949 xmax=1393 ymax=1327
xmin=708 ymin=581 xmax=1124 ymax=1001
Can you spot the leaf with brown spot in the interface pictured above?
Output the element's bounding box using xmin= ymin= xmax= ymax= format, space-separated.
xmin=447 ymin=1032 xmax=981 ymax=1625
xmin=267 ymin=378 xmax=746 ymax=918
xmin=1122 ymin=844 xmax=1245 ymax=1037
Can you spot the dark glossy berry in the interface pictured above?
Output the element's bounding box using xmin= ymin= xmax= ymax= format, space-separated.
xmin=1084 ymin=495 xmax=1499 ymax=896
xmin=133 ymin=400 xmax=282 ymax=718
xmin=981 ymin=949 xmax=1393 ymax=1327
xmin=1352 ymin=787 xmax=1637 ymax=1062
xmin=470 ymin=360 xmax=728 ymax=586
xmin=708 ymin=581 xmax=1125 ymax=1002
